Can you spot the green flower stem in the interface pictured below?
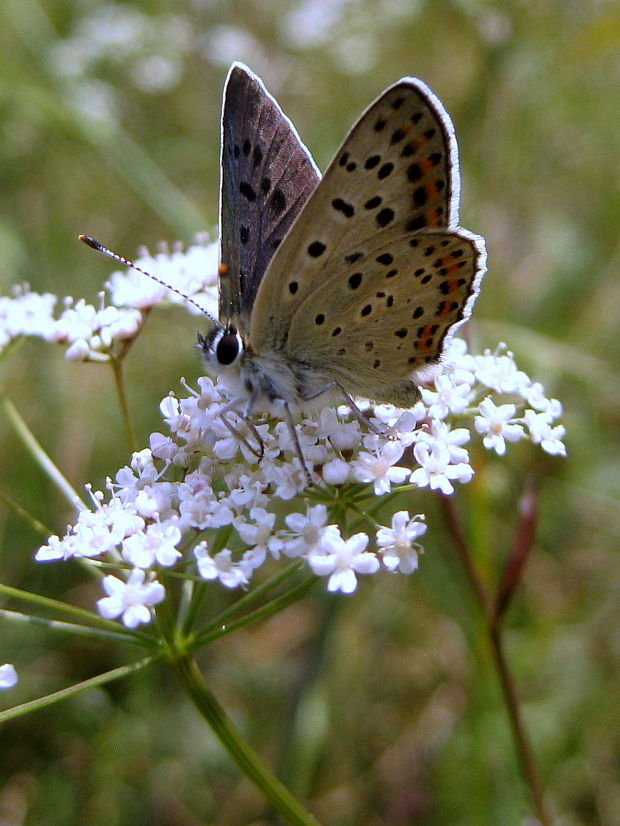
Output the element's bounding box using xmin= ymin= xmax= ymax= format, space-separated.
xmin=191 ymin=571 xmax=318 ymax=651
xmin=2 ymin=396 xmax=86 ymax=512
xmin=0 ymin=655 xmax=158 ymax=724
xmin=171 ymin=654 xmax=322 ymax=826
xmin=109 ymin=358 xmax=138 ymax=453
xmin=180 ymin=561 xmax=310 ymax=640
xmin=0 ymin=582 xmax=153 ymax=642
xmin=0 ymin=486 xmax=54 ymax=537
xmin=202 ymin=560 xmax=306 ymax=626
xmin=0 ymin=608 xmax=152 ymax=647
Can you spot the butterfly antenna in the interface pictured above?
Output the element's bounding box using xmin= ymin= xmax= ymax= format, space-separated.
xmin=78 ymin=234 xmax=218 ymax=325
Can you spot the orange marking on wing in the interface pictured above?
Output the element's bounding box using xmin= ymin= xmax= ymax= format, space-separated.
xmin=417 ymin=157 xmax=435 ymax=176
xmin=443 ymin=277 xmax=464 ymax=293
xmin=417 ymin=323 xmax=439 ymax=338
xmin=404 ymin=137 xmax=425 ymax=154
xmin=423 ymin=207 xmax=443 ymax=226
xmin=438 ymin=256 xmax=462 ymax=275
xmin=437 ymin=300 xmax=454 ymax=316
xmin=425 ymin=180 xmax=442 ymax=200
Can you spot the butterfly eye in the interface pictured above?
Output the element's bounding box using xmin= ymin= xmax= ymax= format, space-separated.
xmin=215 ymin=329 xmax=243 ymax=366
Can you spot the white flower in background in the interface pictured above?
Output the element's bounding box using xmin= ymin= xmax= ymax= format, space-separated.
xmin=0 ymin=288 xmax=57 ymax=350
xmin=0 ymin=664 xmax=18 ymax=689
xmin=106 ymin=239 xmax=218 ymax=315
xmin=523 ymin=409 xmax=567 ymax=456
xmin=97 ymin=569 xmax=165 ymax=628
xmin=376 ymin=511 xmax=427 ymax=574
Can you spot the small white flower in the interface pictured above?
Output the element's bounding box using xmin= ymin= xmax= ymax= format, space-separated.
xmin=376 ymin=511 xmax=426 ymax=574
xmin=421 ymin=373 xmax=471 ymax=419
xmin=97 ymin=569 xmax=165 ymax=628
xmin=261 ymin=458 xmax=307 ymax=500
xmin=282 ymin=504 xmax=328 ymax=558
xmin=36 ymin=534 xmax=72 ymax=561
xmin=415 ymin=420 xmax=471 ymax=464
xmin=520 ymin=381 xmax=550 ymax=411
xmin=107 ymin=264 xmax=167 ymax=309
xmin=235 ymin=507 xmax=283 ymax=566
xmin=121 ymin=522 xmax=182 ymax=568
xmin=194 ymin=545 xmax=249 ymax=588
xmin=352 ymin=441 xmax=409 ymax=495
xmin=523 ymin=410 xmax=567 ymax=456
xmin=0 ymin=288 xmax=57 ymax=345
xmin=149 ymin=431 xmax=177 ymax=462
xmin=475 ymin=397 xmax=525 ymax=455
xmin=322 ymin=457 xmax=351 ymax=485
xmin=442 ymin=337 xmax=476 ymax=384
xmin=474 ymin=349 xmax=530 ymax=394
xmin=410 ymin=441 xmax=473 ymax=495
xmin=65 ymin=338 xmax=92 ymax=360
xmin=0 ymin=663 xmax=18 ymax=689
xmin=306 ymin=529 xmax=378 ymax=594
xmin=313 ymin=408 xmax=362 ymax=450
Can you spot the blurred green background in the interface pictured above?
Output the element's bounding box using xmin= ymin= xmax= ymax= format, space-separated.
xmin=1 ymin=0 xmax=619 ymax=824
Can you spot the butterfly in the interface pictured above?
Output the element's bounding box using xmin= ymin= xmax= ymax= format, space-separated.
xmin=198 ymin=64 xmax=486 ymax=476
xmin=81 ymin=63 xmax=486 ymax=484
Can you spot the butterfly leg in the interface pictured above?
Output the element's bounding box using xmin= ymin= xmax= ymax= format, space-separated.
xmin=283 ymin=402 xmax=313 ymax=486
xmin=219 ymin=412 xmax=265 ymax=460
xmin=216 ymin=398 xmax=265 ymax=459
xmin=300 ymin=381 xmax=384 ymax=437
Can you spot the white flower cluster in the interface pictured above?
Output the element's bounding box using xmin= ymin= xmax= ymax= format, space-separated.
xmin=6 ymin=238 xmax=564 ymax=627
xmin=0 ymin=238 xmax=218 ymax=361
xmin=34 ymin=337 xmax=565 ymax=626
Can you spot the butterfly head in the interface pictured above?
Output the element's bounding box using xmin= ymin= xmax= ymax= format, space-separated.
xmin=198 ymin=324 xmax=245 ymax=373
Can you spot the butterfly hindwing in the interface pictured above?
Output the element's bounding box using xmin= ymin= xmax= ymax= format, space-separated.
xmin=249 ymin=78 xmax=475 ymax=353
xmin=286 ymin=228 xmax=485 ymax=404
xmin=220 ymin=63 xmax=321 ymax=333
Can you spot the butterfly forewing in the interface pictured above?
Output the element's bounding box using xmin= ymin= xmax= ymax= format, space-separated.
xmin=220 ymin=63 xmax=321 ymax=333
xmin=249 ymin=78 xmax=470 ymax=351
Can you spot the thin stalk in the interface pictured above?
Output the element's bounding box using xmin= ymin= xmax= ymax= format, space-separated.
xmin=439 ymin=493 xmax=551 ymax=826
xmin=0 ymin=486 xmax=54 ymax=537
xmin=109 ymin=358 xmax=138 ymax=453
xmin=489 ymin=626 xmax=551 ymax=825
xmin=0 ymin=582 xmax=156 ymax=642
xmin=191 ymin=572 xmax=318 ymax=651
xmin=0 ymin=608 xmax=152 ymax=648
xmin=0 ymin=655 xmax=158 ymax=724
xmin=171 ymin=654 xmax=322 ymax=826
xmin=2 ymin=396 xmax=86 ymax=512
xmin=439 ymin=493 xmax=492 ymax=619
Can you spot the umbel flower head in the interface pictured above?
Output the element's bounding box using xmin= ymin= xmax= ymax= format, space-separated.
xmin=16 ymin=237 xmax=565 ymax=627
